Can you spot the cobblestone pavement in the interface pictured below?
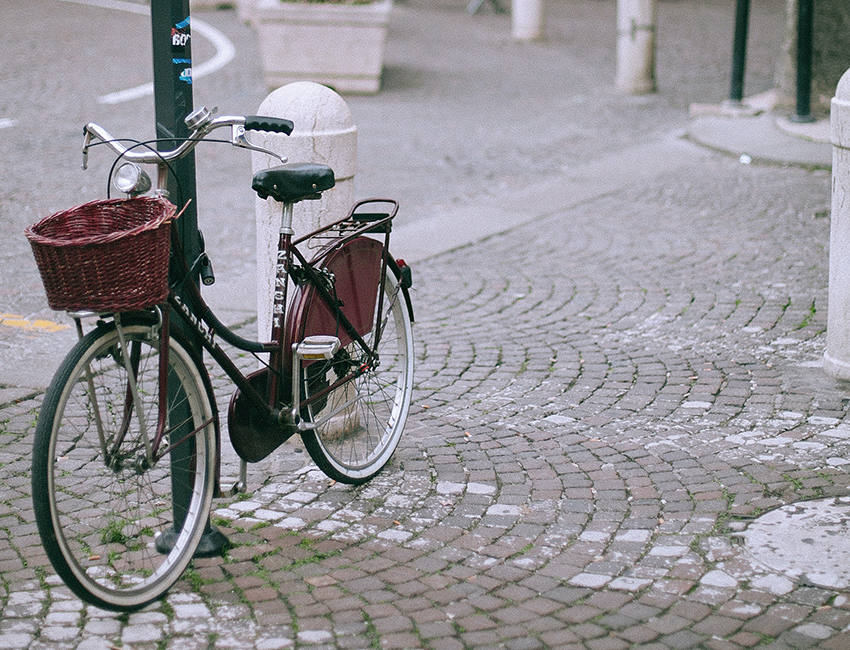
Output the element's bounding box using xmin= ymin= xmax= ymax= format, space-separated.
xmin=3 ymin=152 xmax=847 ymax=650
xmin=4 ymin=0 xmax=850 ymax=649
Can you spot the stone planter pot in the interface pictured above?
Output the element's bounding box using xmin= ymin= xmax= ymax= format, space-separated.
xmin=254 ymin=0 xmax=392 ymax=94
xmin=235 ymin=0 xmax=258 ymax=24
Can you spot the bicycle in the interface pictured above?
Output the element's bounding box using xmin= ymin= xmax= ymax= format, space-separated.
xmin=25 ymin=107 xmax=415 ymax=612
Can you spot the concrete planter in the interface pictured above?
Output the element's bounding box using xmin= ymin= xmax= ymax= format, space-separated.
xmin=254 ymin=0 xmax=392 ymax=94
xmin=235 ymin=0 xmax=258 ymax=24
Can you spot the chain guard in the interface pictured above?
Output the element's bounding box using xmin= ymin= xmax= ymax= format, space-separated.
xmin=228 ymin=370 xmax=297 ymax=463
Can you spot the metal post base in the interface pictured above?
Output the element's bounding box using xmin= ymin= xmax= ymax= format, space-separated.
xmin=155 ymin=523 xmax=229 ymax=558
xmin=467 ymin=0 xmax=506 ymax=14
xmin=790 ymin=113 xmax=816 ymax=124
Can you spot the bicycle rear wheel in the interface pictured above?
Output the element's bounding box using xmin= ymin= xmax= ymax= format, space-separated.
xmin=31 ymin=317 xmax=216 ymax=611
xmin=293 ymin=243 xmax=414 ymax=484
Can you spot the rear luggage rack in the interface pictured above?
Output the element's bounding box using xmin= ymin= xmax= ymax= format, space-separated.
xmin=294 ymin=199 xmax=399 ymax=253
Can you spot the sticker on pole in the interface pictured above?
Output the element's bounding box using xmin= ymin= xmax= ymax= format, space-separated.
xmin=172 ymin=17 xmax=192 ymax=84
xmin=172 ymin=17 xmax=191 ymax=49
xmin=174 ymin=59 xmax=193 ymax=85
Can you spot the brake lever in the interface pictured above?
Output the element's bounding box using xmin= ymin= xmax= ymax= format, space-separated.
xmin=82 ymin=129 xmax=93 ymax=170
xmin=231 ymin=125 xmax=287 ymax=163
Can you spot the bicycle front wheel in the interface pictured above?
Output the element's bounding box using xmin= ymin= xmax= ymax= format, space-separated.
xmin=32 ymin=318 xmax=216 ymax=611
xmin=296 ymin=252 xmax=414 ymax=484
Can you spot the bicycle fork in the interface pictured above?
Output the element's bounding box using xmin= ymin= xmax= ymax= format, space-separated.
xmin=77 ymin=309 xmax=213 ymax=474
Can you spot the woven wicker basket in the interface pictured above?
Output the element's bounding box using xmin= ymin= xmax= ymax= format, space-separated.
xmin=25 ymin=197 xmax=177 ymax=312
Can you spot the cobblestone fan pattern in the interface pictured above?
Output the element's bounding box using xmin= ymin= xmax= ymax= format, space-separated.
xmin=3 ymin=158 xmax=850 ymax=649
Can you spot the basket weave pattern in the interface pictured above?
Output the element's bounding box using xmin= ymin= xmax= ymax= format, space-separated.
xmin=25 ymin=197 xmax=177 ymax=312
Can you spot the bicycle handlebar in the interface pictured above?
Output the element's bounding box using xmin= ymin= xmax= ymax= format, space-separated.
xmin=82 ymin=109 xmax=294 ymax=169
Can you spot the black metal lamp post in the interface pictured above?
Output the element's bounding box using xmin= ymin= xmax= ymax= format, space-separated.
xmin=150 ymin=0 xmax=228 ymax=557
xmin=791 ymin=0 xmax=816 ymax=123
xmin=729 ymin=0 xmax=750 ymax=105
xmin=151 ymin=0 xmax=199 ymax=257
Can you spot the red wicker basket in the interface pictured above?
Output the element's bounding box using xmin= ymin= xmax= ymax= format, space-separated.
xmin=25 ymin=197 xmax=177 ymax=312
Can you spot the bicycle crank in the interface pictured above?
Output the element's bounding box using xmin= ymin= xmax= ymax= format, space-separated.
xmin=228 ymin=370 xmax=298 ymax=463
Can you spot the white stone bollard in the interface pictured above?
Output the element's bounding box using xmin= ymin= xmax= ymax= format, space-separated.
xmin=252 ymin=82 xmax=357 ymax=342
xmin=511 ymin=0 xmax=544 ymax=41
xmin=824 ymin=69 xmax=850 ymax=379
xmin=616 ymin=0 xmax=656 ymax=94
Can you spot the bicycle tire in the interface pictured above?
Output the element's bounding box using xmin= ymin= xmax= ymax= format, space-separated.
xmin=291 ymin=240 xmax=414 ymax=484
xmin=32 ymin=317 xmax=217 ymax=611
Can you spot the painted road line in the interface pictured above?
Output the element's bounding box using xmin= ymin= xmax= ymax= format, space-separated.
xmin=54 ymin=0 xmax=236 ymax=105
xmin=0 ymin=119 xmax=16 ymax=130
xmin=0 ymin=313 xmax=70 ymax=333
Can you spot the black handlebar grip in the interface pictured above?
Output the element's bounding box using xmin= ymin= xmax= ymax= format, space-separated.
xmin=244 ymin=116 xmax=294 ymax=135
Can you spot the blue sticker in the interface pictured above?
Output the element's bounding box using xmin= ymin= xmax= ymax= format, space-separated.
xmin=175 ymin=17 xmax=190 ymax=30
xmin=173 ymin=59 xmax=192 ymax=84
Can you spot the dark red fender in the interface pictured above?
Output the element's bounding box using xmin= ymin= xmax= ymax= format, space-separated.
xmin=227 ymin=237 xmax=383 ymax=464
xmin=286 ymin=236 xmax=383 ymax=360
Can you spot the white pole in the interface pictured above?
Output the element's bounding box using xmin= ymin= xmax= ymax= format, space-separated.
xmin=512 ymin=0 xmax=544 ymax=41
xmin=824 ymin=69 xmax=850 ymax=379
xmin=616 ymin=0 xmax=657 ymax=94
xmin=252 ymin=82 xmax=357 ymax=342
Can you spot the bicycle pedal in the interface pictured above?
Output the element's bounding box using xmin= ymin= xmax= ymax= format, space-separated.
xmin=295 ymin=335 xmax=340 ymax=360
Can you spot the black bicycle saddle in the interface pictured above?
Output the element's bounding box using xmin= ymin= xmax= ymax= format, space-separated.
xmin=252 ymin=163 xmax=336 ymax=204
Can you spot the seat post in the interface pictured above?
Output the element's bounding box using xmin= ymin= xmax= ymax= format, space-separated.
xmin=280 ymin=201 xmax=295 ymax=236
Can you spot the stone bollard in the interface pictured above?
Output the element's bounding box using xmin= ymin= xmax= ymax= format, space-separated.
xmin=824 ymin=69 xmax=850 ymax=379
xmin=511 ymin=0 xmax=544 ymax=41
xmin=615 ymin=0 xmax=656 ymax=94
xmin=251 ymin=81 xmax=357 ymax=342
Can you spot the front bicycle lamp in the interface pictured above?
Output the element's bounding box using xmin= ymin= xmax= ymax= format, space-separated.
xmin=113 ymin=162 xmax=152 ymax=197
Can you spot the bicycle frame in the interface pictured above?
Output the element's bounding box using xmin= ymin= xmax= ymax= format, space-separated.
xmin=74 ymin=113 xmax=413 ymax=481
xmin=143 ymin=198 xmax=402 ymax=465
